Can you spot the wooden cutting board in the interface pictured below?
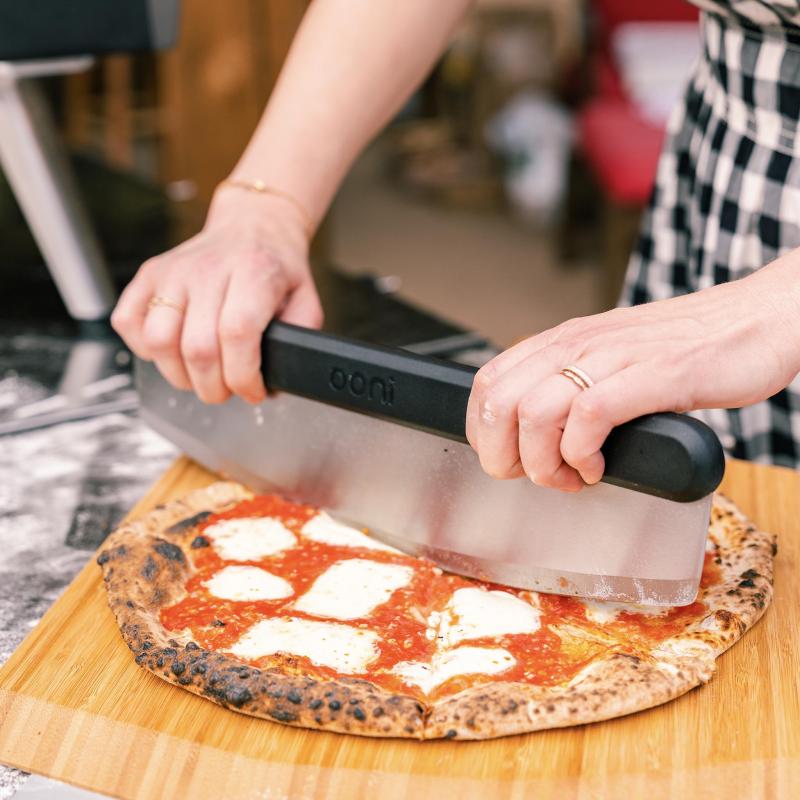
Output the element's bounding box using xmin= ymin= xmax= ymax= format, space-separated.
xmin=1 ymin=456 xmax=799 ymax=799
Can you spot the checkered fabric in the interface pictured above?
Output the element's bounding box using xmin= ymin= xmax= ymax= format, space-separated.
xmin=621 ymin=5 xmax=800 ymax=467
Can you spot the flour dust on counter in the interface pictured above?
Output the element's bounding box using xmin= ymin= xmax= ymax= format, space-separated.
xmin=0 ymin=412 xmax=176 ymax=799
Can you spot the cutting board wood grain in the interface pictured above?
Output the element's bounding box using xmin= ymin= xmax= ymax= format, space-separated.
xmin=1 ymin=457 xmax=798 ymax=799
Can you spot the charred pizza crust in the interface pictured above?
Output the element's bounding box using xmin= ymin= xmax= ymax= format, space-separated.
xmin=424 ymin=494 xmax=776 ymax=739
xmin=97 ymin=483 xmax=775 ymax=740
xmin=97 ymin=483 xmax=425 ymax=738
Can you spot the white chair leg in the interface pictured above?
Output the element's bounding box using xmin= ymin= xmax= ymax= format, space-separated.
xmin=0 ymin=59 xmax=116 ymax=321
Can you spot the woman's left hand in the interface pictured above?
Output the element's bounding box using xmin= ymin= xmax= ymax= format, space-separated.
xmin=465 ymin=262 xmax=800 ymax=491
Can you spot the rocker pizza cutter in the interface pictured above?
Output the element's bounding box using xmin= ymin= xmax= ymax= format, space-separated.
xmin=136 ymin=321 xmax=725 ymax=606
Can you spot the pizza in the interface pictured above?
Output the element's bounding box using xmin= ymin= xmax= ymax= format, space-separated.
xmin=97 ymin=482 xmax=775 ymax=740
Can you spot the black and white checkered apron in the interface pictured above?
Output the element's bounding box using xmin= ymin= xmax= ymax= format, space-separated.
xmin=621 ymin=2 xmax=800 ymax=467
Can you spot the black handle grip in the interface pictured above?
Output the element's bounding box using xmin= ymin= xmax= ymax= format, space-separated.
xmin=263 ymin=321 xmax=474 ymax=439
xmin=262 ymin=322 xmax=724 ymax=502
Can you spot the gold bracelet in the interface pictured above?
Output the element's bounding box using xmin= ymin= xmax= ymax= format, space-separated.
xmin=218 ymin=177 xmax=314 ymax=234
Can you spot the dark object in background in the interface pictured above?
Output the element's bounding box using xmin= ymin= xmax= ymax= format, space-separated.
xmin=0 ymin=0 xmax=180 ymax=322
xmin=0 ymin=153 xmax=171 ymax=271
xmin=0 ymin=0 xmax=180 ymax=59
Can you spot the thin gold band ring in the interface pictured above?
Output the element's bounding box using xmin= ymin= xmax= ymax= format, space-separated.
xmin=148 ymin=296 xmax=186 ymax=314
xmin=559 ymin=364 xmax=595 ymax=391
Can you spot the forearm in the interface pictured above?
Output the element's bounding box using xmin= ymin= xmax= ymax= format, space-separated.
xmin=741 ymin=247 xmax=800 ymax=383
xmin=228 ymin=0 xmax=473 ymax=230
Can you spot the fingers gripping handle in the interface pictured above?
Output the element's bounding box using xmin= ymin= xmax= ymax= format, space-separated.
xmin=261 ymin=322 xmax=724 ymax=502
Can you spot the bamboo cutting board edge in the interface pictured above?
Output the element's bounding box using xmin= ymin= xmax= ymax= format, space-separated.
xmin=0 ymin=688 xmax=798 ymax=800
xmin=1 ymin=456 xmax=799 ymax=799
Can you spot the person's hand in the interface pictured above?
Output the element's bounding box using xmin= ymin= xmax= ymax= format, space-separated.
xmin=112 ymin=186 xmax=321 ymax=404
xmin=465 ymin=268 xmax=800 ymax=491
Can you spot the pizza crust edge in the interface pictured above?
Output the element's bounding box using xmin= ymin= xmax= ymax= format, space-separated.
xmin=97 ymin=483 xmax=775 ymax=742
xmin=97 ymin=482 xmax=426 ymax=739
xmin=423 ymin=493 xmax=776 ymax=739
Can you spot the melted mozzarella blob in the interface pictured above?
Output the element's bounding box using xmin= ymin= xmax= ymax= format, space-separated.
xmin=301 ymin=512 xmax=399 ymax=553
xmin=392 ymin=646 xmax=515 ymax=694
xmin=293 ymin=559 xmax=414 ymax=620
xmin=204 ymin=517 xmax=297 ymax=561
xmin=204 ymin=565 xmax=294 ymax=601
xmin=228 ymin=617 xmax=379 ymax=673
xmin=437 ymin=587 xmax=541 ymax=646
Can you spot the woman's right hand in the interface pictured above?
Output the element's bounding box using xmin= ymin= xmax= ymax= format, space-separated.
xmin=111 ymin=186 xmax=322 ymax=405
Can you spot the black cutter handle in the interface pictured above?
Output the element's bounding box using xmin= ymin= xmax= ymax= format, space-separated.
xmin=262 ymin=321 xmax=724 ymax=503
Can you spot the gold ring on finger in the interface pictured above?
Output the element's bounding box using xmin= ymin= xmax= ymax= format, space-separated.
xmin=147 ymin=295 xmax=186 ymax=314
xmin=559 ymin=364 xmax=595 ymax=391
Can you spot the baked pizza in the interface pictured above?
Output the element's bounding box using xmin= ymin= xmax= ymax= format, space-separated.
xmin=97 ymin=482 xmax=775 ymax=740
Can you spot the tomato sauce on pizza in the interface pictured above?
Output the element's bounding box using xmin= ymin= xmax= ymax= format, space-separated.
xmin=160 ymin=493 xmax=723 ymax=702
xmin=98 ymin=481 xmax=774 ymax=739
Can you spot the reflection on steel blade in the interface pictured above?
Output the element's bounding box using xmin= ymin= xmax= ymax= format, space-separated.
xmin=136 ymin=359 xmax=712 ymax=605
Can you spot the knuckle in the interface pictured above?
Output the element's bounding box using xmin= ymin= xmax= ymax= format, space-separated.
xmin=551 ymin=317 xmax=596 ymax=360
xmin=520 ymin=441 xmax=562 ymax=486
xmin=480 ymin=386 xmax=515 ymax=422
xmin=182 ymin=339 xmax=219 ymax=367
xmin=518 ymin=399 xmax=548 ymax=430
xmin=139 ymin=256 xmax=163 ymax=277
xmin=143 ymin=326 xmax=177 ymax=354
xmin=110 ymin=306 xmax=132 ymax=334
xmin=573 ymin=391 xmax=606 ymax=423
xmin=474 ymin=362 xmax=497 ymax=390
xmin=219 ymin=316 xmax=259 ymax=344
xmin=255 ymin=262 xmax=289 ymax=292
xmin=551 ymin=317 xmax=582 ymax=344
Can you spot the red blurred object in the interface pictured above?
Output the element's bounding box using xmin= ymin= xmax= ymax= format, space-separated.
xmin=578 ymin=0 xmax=699 ymax=205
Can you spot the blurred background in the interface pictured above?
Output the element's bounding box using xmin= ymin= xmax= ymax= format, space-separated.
xmin=0 ymin=0 xmax=702 ymax=334
xmin=0 ymin=0 xmax=702 ymax=432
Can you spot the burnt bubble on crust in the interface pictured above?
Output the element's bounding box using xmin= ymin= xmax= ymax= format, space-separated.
xmin=140 ymin=555 xmax=158 ymax=581
xmin=269 ymin=707 xmax=299 ymax=723
xmin=96 ymin=544 xmax=127 ymax=566
xmin=224 ymin=685 xmax=253 ymax=708
xmin=166 ymin=510 xmax=213 ymax=534
xmin=98 ymin=481 xmax=428 ymax=739
xmin=154 ymin=540 xmax=185 ymax=562
xmin=191 ymin=535 xmax=211 ymax=549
